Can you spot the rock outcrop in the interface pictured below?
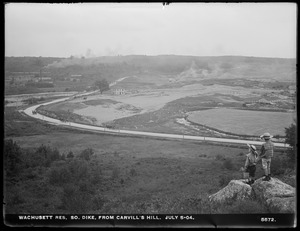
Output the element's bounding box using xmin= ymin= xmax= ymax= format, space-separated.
xmin=252 ymin=177 xmax=296 ymax=213
xmin=209 ymin=179 xmax=252 ymax=203
xmin=209 ymin=177 xmax=296 ymax=213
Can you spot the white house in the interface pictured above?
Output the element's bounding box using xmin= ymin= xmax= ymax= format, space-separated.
xmin=114 ymin=88 xmax=126 ymax=95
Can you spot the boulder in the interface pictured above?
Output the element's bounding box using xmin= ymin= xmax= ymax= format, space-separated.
xmin=252 ymin=177 xmax=296 ymax=213
xmin=266 ymin=197 xmax=296 ymax=213
xmin=209 ymin=179 xmax=252 ymax=204
xmin=252 ymin=177 xmax=295 ymax=200
xmin=208 ymin=177 xmax=296 ymax=213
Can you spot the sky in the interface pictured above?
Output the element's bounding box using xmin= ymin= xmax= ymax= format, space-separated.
xmin=5 ymin=2 xmax=297 ymax=58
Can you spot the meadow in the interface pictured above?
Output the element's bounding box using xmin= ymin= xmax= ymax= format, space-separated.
xmin=5 ymin=126 xmax=294 ymax=214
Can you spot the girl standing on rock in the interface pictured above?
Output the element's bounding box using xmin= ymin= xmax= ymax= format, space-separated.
xmin=244 ymin=144 xmax=259 ymax=185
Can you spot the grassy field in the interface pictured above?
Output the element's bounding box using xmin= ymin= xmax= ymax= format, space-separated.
xmin=6 ymin=129 xmax=295 ymax=214
xmin=5 ymin=131 xmax=247 ymax=213
xmin=187 ymin=108 xmax=296 ymax=137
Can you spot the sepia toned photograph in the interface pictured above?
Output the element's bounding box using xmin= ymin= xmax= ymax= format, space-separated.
xmin=4 ymin=2 xmax=297 ymax=228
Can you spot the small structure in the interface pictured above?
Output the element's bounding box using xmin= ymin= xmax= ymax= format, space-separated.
xmin=69 ymin=74 xmax=83 ymax=82
xmin=258 ymin=98 xmax=272 ymax=105
xmin=114 ymin=88 xmax=126 ymax=95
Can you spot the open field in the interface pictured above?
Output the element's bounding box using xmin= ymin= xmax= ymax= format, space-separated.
xmin=187 ymin=108 xmax=296 ymax=137
xmin=5 ymin=127 xmax=295 ymax=214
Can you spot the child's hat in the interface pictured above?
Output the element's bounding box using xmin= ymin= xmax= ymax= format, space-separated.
xmin=247 ymin=143 xmax=256 ymax=151
xmin=260 ymin=132 xmax=272 ymax=139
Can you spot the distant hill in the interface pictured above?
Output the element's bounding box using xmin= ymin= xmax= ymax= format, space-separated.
xmin=5 ymin=55 xmax=296 ymax=82
xmin=5 ymin=57 xmax=64 ymax=73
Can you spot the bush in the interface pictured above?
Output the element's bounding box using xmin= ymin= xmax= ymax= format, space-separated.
xmin=78 ymin=148 xmax=94 ymax=161
xmin=48 ymin=165 xmax=72 ymax=186
xmin=285 ymin=123 xmax=296 ymax=166
xmin=223 ymin=158 xmax=235 ymax=170
xmin=4 ymin=139 xmax=23 ymax=177
xmin=23 ymin=144 xmax=61 ymax=168
xmin=67 ymin=159 xmax=89 ymax=180
xmin=219 ymin=174 xmax=234 ymax=187
xmin=270 ymin=158 xmax=285 ymax=176
xmin=66 ymin=151 xmax=74 ymax=158
xmin=216 ymin=154 xmax=225 ymax=161
xmin=61 ymin=183 xmax=91 ymax=213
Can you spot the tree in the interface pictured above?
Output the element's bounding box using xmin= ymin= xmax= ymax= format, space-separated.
xmin=285 ymin=122 xmax=296 ymax=164
xmin=67 ymin=151 xmax=74 ymax=158
xmin=95 ymin=78 xmax=110 ymax=94
xmin=35 ymin=57 xmax=43 ymax=77
xmin=4 ymin=139 xmax=23 ymax=177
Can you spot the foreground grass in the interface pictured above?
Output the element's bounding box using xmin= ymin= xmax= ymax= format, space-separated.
xmin=5 ymin=128 xmax=294 ymax=214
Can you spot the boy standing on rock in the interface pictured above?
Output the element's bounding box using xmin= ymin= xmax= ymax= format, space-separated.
xmin=258 ymin=132 xmax=274 ymax=181
xmin=244 ymin=144 xmax=258 ymax=185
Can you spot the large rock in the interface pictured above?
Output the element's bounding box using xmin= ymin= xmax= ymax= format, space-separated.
xmin=208 ymin=177 xmax=296 ymax=213
xmin=252 ymin=177 xmax=296 ymax=213
xmin=209 ymin=179 xmax=252 ymax=204
xmin=266 ymin=197 xmax=296 ymax=213
xmin=252 ymin=177 xmax=295 ymax=200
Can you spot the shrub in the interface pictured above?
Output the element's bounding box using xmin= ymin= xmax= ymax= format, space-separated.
xmin=60 ymin=153 xmax=66 ymax=160
xmin=48 ymin=165 xmax=72 ymax=186
xmin=66 ymin=151 xmax=74 ymax=158
xmin=215 ymin=154 xmax=225 ymax=161
xmin=24 ymin=144 xmax=61 ymax=167
xmin=219 ymin=174 xmax=234 ymax=187
xmin=223 ymin=158 xmax=235 ymax=170
xmin=285 ymin=123 xmax=296 ymax=166
xmin=61 ymin=183 xmax=91 ymax=213
xmin=270 ymin=157 xmax=285 ymax=176
xmin=4 ymin=139 xmax=23 ymax=177
xmin=67 ymin=159 xmax=89 ymax=180
xmin=22 ymin=149 xmax=46 ymax=168
xmin=78 ymin=148 xmax=94 ymax=161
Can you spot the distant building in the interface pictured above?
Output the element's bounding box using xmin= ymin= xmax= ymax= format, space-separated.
xmin=258 ymin=98 xmax=274 ymax=105
xmin=114 ymin=88 xmax=126 ymax=95
xmin=69 ymin=74 xmax=83 ymax=82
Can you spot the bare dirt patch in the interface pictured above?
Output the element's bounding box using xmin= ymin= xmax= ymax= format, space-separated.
xmin=60 ymin=83 xmax=271 ymax=124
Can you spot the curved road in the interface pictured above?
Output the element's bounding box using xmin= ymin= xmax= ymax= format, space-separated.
xmin=21 ymin=90 xmax=289 ymax=148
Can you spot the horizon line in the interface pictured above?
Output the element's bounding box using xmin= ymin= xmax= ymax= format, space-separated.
xmin=5 ymin=54 xmax=297 ymax=59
